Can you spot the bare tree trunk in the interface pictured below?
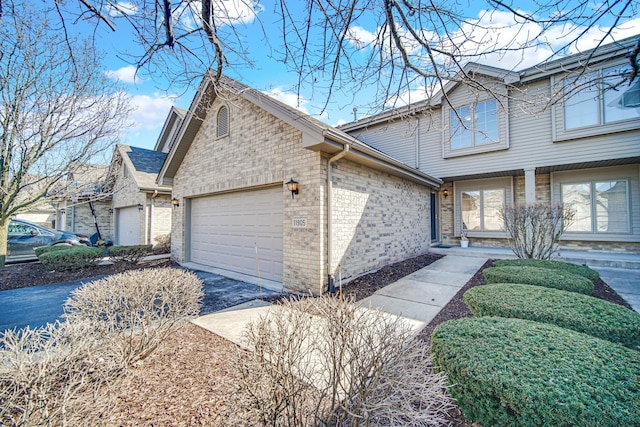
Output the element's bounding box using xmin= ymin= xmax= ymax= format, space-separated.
xmin=0 ymin=220 xmax=7 ymax=268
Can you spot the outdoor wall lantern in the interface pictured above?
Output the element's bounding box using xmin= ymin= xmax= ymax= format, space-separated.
xmin=286 ymin=178 xmax=299 ymax=199
xmin=443 ymin=189 xmax=449 ymax=199
xmin=108 ymin=208 xmax=114 ymax=215
xmin=137 ymin=203 xmax=144 ymax=212
xmin=172 ymin=198 xmax=180 ymax=208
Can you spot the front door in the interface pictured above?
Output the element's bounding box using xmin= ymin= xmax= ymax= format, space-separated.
xmin=430 ymin=193 xmax=438 ymax=242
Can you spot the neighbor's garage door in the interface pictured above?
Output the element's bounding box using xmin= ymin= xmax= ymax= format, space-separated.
xmin=117 ymin=206 xmax=140 ymax=246
xmin=190 ymin=186 xmax=283 ymax=282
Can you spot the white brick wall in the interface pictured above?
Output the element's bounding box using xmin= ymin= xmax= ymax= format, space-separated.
xmin=171 ymin=92 xmax=433 ymax=293
xmin=331 ymin=159 xmax=431 ymax=281
xmin=172 ymin=94 xmax=326 ymax=294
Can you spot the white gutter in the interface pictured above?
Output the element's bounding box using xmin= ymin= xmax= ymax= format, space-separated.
xmin=326 ymin=144 xmax=350 ymax=294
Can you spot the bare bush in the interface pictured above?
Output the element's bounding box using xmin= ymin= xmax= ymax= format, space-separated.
xmin=108 ymin=244 xmax=153 ymax=264
xmin=500 ymin=203 xmax=576 ymax=260
xmin=153 ymin=233 xmax=171 ymax=254
xmin=0 ymin=321 xmax=121 ymax=426
xmin=63 ymin=268 xmax=204 ymax=367
xmin=234 ymin=296 xmax=453 ymax=426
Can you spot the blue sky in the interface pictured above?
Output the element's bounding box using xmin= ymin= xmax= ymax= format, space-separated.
xmin=92 ymin=1 xmax=640 ymax=151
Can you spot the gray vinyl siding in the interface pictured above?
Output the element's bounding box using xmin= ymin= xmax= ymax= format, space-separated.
xmin=348 ymin=120 xmax=419 ymax=168
xmin=351 ymin=75 xmax=639 ymax=181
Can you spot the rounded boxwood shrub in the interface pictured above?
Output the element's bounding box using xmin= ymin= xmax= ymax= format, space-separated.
xmin=493 ymin=258 xmax=600 ymax=283
xmin=39 ymin=246 xmax=103 ymax=271
xmin=464 ymin=284 xmax=640 ymax=348
xmin=34 ymin=244 xmax=73 ymax=258
xmin=431 ymin=317 xmax=640 ymax=427
xmin=483 ymin=266 xmax=594 ymax=295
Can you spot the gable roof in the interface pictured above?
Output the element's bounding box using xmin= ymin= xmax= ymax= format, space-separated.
xmin=154 ymin=106 xmax=187 ymax=153
xmin=114 ymin=144 xmax=171 ymax=193
xmin=339 ymin=34 xmax=640 ymax=131
xmin=157 ymin=72 xmax=442 ymax=188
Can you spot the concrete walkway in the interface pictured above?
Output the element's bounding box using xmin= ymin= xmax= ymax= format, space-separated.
xmin=359 ymin=255 xmax=487 ymax=326
xmin=596 ymin=268 xmax=640 ymax=313
xmin=432 ymin=246 xmax=640 ymax=313
xmin=193 ymin=255 xmax=488 ymax=345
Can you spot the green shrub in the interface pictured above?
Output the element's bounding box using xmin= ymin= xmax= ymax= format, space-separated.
xmin=39 ymin=246 xmax=103 ymax=271
xmin=108 ymin=245 xmax=153 ymax=263
xmin=34 ymin=244 xmax=73 ymax=258
xmin=431 ymin=317 xmax=640 ymax=427
xmin=483 ymin=266 xmax=594 ymax=295
xmin=464 ymin=284 xmax=640 ymax=348
xmin=493 ymin=258 xmax=600 ymax=282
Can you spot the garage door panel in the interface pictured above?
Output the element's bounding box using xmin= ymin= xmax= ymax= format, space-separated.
xmin=190 ymin=187 xmax=283 ymax=282
xmin=117 ymin=207 xmax=140 ymax=246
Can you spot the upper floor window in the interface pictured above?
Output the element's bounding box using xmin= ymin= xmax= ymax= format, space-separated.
xmin=563 ymin=65 xmax=640 ymax=130
xmin=450 ymin=99 xmax=498 ymax=150
xmin=216 ymin=105 xmax=229 ymax=138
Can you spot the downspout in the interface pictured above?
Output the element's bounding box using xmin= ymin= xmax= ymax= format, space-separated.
xmin=148 ymin=190 xmax=159 ymax=245
xmin=326 ymin=144 xmax=350 ymax=295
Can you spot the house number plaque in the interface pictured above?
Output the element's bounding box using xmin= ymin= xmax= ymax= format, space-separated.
xmin=292 ymin=217 xmax=307 ymax=228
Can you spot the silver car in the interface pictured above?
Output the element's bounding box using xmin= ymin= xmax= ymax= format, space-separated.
xmin=7 ymin=218 xmax=91 ymax=262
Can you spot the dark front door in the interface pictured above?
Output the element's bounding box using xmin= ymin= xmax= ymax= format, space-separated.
xmin=430 ymin=193 xmax=438 ymax=241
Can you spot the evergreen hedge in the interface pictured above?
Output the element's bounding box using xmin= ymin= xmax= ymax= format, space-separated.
xmin=34 ymin=245 xmax=73 ymax=258
xmin=493 ymin=258 xmax=600 ymax=282
xmin=108 ymin=245 xmax=153 ymax=263
xmin=38 ymin=246 xmax=103 ymax=271
xmin=483 ymin=266 xmax=594 ymax=295
xmin=431 ymin=317 xmax=640 ymax=427
xmin=464 ymin=283 xmax=640 ymax=348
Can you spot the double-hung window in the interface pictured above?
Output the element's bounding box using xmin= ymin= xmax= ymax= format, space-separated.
xmin=561 ymin=180 xmax=630 ymax=233
xmin=450 ymin=99 xmax=498 ymax=149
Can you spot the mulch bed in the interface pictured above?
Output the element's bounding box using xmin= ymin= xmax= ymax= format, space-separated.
xmin=0 ymin=258 xmax=179 ymax=291
xmin=1 ymin=252 xmax=633 ymax=427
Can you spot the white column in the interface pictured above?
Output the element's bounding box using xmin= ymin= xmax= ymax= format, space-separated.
xmin=524 ymin=168 xmax=536 ymax=204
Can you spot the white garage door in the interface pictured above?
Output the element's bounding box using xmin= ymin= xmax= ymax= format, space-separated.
xmin=117 ymin=206 xmax=140 ymax=245
xmin=190 ymin=186 xmax=283 ymax=282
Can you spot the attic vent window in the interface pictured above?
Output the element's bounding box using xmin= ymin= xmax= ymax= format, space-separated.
xmin=216 ymin=105 xmax=229 ymax=138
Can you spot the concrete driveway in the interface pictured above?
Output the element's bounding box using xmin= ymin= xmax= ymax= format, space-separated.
xmin=0 ymin=270 xmax=280 ymax=332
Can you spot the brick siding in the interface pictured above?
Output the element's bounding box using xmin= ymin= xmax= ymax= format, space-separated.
xmin=171 ymin=91 xmax=434 ymax=293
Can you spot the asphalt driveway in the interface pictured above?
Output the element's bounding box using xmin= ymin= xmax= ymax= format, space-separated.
xmin=0 ymin=270 xmax=280 ymax=331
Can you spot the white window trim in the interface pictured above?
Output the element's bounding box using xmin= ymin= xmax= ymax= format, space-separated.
xmin=560 ymin=179 xmax=631 ymax=235
xmin=551 ymin=62 xmax=640 ymax=142
xmin=443 ymin=97 xmax=510 ymax=159
xmin=550 ymin=165 xmax=639 ymax=242
xmin=453 ymin=177 xmax=513 ymax=238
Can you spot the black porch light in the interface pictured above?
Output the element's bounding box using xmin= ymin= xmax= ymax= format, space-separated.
xmin=171 ymin=197 xmax=180 ymax=208
xmin=286 ymin=178 xmax=299 ymax=199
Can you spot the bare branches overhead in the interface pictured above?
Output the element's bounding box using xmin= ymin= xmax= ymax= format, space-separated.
xmin=0 ymin=1 xmax=130 ymax=263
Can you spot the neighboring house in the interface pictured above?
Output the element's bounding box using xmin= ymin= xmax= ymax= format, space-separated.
xmin=340 ymin=35 xmax=640 ymax=254
xmin=59 ymin=164 xmax=113 ymax=241
xmin=109 ymin=144 xmax=173 ymax=247
xmin=15 ymin=203 xmax=56 ymax=228
xmin=157 ymin=73 xmax=441 ymax=294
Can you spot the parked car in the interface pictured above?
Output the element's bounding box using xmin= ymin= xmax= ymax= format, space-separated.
xmin=7 ymin=218 xmax=91 ymax=262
